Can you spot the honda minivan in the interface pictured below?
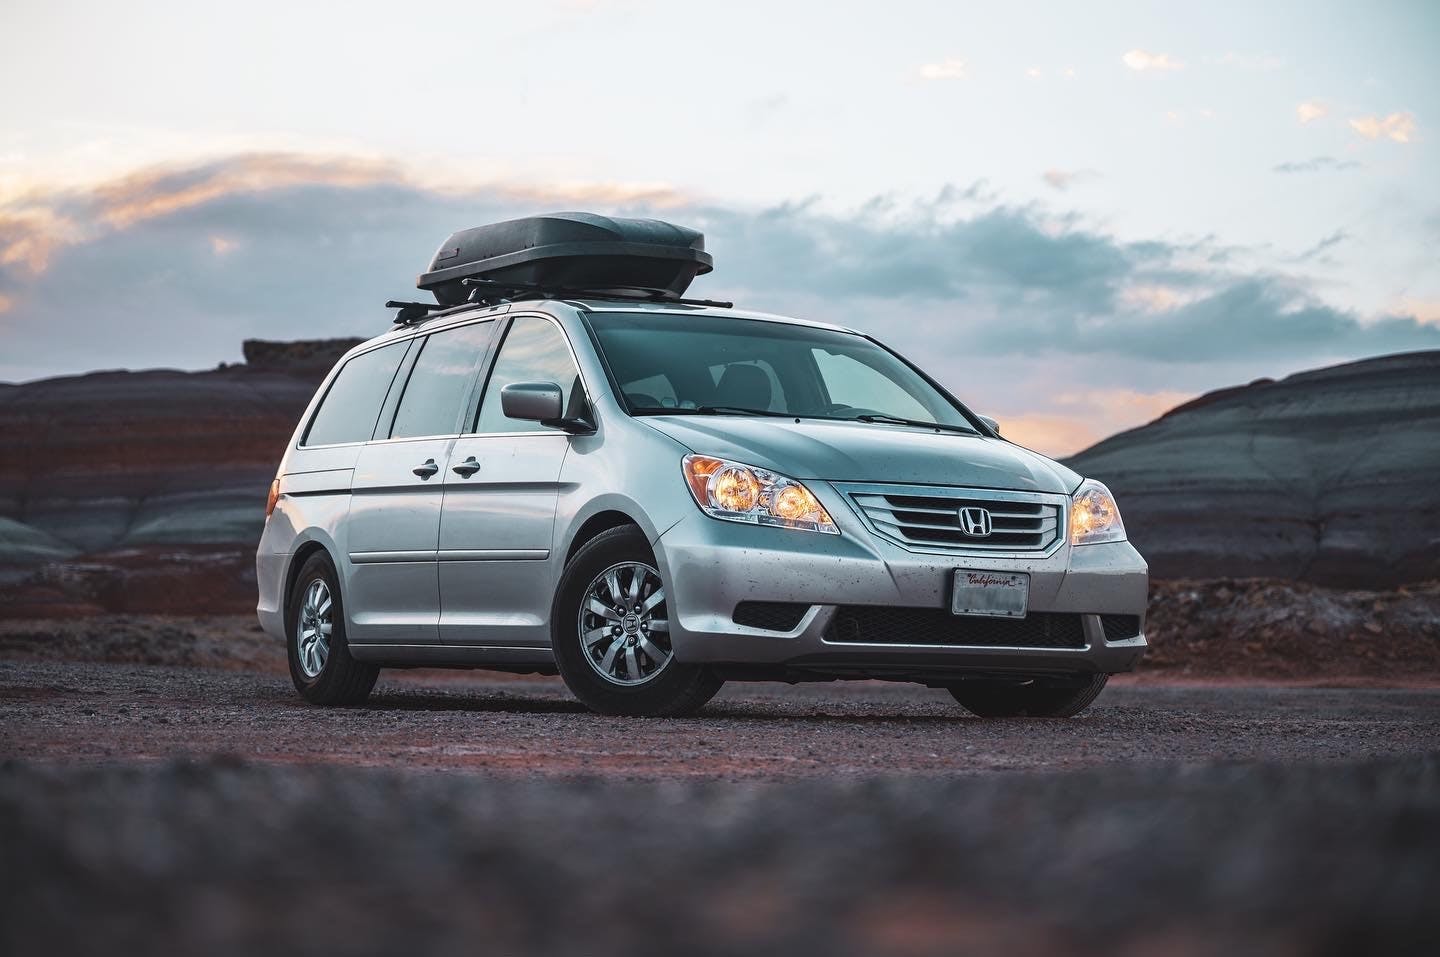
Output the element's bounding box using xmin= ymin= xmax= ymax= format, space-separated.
xmin=257 ymin=213 xmax=1147 ymax=717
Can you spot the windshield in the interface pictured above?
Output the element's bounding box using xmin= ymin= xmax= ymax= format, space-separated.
xmin=586 ymin=312 xmax=977 ymax=430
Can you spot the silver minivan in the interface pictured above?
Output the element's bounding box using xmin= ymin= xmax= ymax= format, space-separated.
xmin=257 ymin=217 xmax=1147 ymax=718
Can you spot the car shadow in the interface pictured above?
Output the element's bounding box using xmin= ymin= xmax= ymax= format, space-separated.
xmin=358 ymin=688 xmax=1010 ymax=724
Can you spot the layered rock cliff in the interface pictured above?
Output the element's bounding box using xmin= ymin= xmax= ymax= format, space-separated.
xmin=1065 ymin=351 xmax=1440 ymax=588
xmin=0 ymin=339 xmax=360 ymax=612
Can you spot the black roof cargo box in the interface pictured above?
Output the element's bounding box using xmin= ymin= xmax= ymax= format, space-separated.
xmin=417 ymin=212 xmax=713 ymax=305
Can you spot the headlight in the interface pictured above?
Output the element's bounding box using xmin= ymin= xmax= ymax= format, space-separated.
xmin=1069 ymin=479 xmax=1126 ymax=546
xmin=682 ymin=455 xmax=839 ymax=534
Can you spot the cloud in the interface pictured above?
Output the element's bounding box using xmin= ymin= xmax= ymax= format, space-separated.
xmin=1296 ymin=101 xmax=1328 ymax=124
xmin=1349 ymin=112 xmax=1417 ymax=143
xmin=1041 ymin=169 xmax=1100 ymax=191
xmin=1122 ymin=49 xmax=1183 ymax=72
xmin=918 ymin=59 xmax=968 ymax=81
xmin=2 ymin=152 xmax=1437 ymax=454
xmin=1272 ymin=156 xmax=1362 ymax=174
xmin=1295 ymin=230 xmax=1349 ymax=262
xmin=1393 ymin=297 xmax=1440 ymax=327
xmin=1119 ymin=284 xmax=1194 ymax=313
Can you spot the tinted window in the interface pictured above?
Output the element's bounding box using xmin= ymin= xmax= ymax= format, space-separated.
xmin=474 ymin=317 xmax=583 ymax=434
xmin=390 ymin=323 xmax=494 ymax=439
xmin=589 ymin=312 xmax=974 ymax=428
xmin=303 ymin=342 xmax=407 ymax=446
xmin=812 ymin=349 xmax=931 ymax=420
xmin=706 ymin=360 xmax=788 ymax=412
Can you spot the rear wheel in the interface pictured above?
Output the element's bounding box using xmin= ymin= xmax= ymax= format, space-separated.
xmin=948 ymin=674 xmax=1109 ymax=718
xmin=287 ymin=552 xmax=378 ymax=706
xmin=552 ymin=526 xmax=722 ymax=717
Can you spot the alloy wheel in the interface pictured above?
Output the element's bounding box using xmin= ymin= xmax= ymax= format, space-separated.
xmin=296 ymin=578 xmax=333 ymax=678
xmin=577 ymin=561 xmax=673 ymax=686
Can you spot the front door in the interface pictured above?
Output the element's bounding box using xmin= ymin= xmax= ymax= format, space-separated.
xmin=344 ymin=320 xmax=498 ymax=645
xmin=438 ymin=315 xmax=586 ymax=647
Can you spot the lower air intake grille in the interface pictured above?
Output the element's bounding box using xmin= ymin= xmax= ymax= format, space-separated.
xmin=1100 ymin=615 xmax=1141 ymax=641
xmin=733 ymin=601 xmax=812 ymax=631
xmin=825 ymin=607 xmax=1087 ymax=649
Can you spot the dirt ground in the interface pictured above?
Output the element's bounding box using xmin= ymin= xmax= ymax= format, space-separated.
xmin=3 ymin=657 xmax=1440 ymax=956
xmin=2 ymin=605 xmax=1438 ymax=956
xmin=3 ymin=659 xmax=1440 ymax=776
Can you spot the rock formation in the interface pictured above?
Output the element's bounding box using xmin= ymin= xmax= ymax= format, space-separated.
xmin=1066 ymin=351 xmax=1440 ymax=587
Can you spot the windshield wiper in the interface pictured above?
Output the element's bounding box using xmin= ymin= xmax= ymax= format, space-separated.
xmin=695 ymin=405 xmax=789 ymax=417
xmin=850 ymin=414 xmax=977 ymax=435
xmin=628 ymin=405 xmax=789 ymax=418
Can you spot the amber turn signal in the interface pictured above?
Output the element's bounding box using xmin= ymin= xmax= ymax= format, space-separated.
xmin=265 ymin=479 xmax=280 ymax=519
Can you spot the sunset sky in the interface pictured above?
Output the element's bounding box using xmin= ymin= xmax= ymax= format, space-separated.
xmin=2 ymin=0 xmax=1437 ymax=455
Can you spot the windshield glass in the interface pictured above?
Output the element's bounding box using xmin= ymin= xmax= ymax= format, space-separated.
xmin=587 ymin=312 xmax=976 ymax=430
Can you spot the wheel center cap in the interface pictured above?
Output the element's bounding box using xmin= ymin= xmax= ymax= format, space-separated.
xmin=621 ymin=613 xmax=641 ymax=635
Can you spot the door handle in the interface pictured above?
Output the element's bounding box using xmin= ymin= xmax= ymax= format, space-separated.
xmin=412 ymin=459 xmax=439 ymax=479
xmin=451 ymin=456 xmax=481 ymax=478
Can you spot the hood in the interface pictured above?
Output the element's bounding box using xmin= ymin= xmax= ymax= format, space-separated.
xmin=641 ymin=416 xmax=1082 ymax=494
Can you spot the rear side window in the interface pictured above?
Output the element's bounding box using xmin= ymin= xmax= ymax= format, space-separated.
xmin=389 ymin=322 xmax=495 ymax=439
xmin=302 ymin=342 xmax=407 ymax=446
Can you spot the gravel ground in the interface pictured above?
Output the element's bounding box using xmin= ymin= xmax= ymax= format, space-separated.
xmin=4 ymin=660 xmax=1440 ymax=775
xmin=2 ymin=755 xmax=1437 ymax=956
xmin=3 ymin=659 xmax=1439 ymax=955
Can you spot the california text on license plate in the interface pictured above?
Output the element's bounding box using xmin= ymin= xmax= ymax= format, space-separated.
xmin=951 ymin=570 xmax=1030 ymax=618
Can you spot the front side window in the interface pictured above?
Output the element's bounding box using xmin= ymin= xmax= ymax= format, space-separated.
xmin=389 ymin=322 xmax=495 ymax=439
xmin=588 ymin=312 xmax=975 ymax=429
xmin=474 ymin=317 xmax=584 ymax=434
xmin=302 ymin=341 xmax=407 ymax=446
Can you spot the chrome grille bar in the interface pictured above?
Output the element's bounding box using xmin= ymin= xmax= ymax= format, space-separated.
xmin=841 ymin=485 xmax=1066 ymax=555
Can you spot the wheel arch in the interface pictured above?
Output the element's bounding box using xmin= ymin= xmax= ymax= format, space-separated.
xmin=283 ymin=540 xmax=336 ymax=620
xmin=564 ymin=509 xmax=647 ymax=565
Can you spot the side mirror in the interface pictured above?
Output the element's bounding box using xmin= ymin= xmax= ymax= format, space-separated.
xmin=499 ymin=381 xmax=595 ymax=435
xmin=978 ymin=415 xmax=1001 ymax=436
xmin=501 ymin=382 xmax=563 ymax=422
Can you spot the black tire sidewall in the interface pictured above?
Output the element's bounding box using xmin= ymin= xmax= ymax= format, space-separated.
xmin=286 ymin=552 xmax=376 ymax=705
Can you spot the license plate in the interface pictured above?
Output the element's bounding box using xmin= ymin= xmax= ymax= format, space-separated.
xmin=951 ymin=570 xmax=1030 ymax=618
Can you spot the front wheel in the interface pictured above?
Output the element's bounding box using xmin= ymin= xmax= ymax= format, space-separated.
xmin=948 ymin=674 xmax=1109 ymax=718
xmin=551 ymin=526 xmax=722 ymax=717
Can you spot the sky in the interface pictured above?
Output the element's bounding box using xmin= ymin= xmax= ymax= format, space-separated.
xmin=1 ymin=0 xmax=1437 ymax=455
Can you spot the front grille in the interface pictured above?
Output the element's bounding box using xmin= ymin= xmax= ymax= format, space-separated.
xmin=845 ymin=486 xmax=1062 ymax=553
xmin=824 ymin=607 xmax=1087 ymax=649
xmin=733 ymin=601 xmax=812 ymax=631
xmin=1100 ymin=614 xmax=1141 ymax=641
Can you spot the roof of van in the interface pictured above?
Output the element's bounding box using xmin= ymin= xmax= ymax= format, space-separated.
xmin=368 ymin=298 xmax=860 ymax=349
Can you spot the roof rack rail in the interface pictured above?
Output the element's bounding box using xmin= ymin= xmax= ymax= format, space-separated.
xmin=386 ymin=300 xmax=450 ymax=326
xmin=459 ymin=277 xmax=733 ymax=310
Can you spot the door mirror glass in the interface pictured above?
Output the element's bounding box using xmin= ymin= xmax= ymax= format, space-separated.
xmin=978 ymin=415 xmax=1001 ymax=435
xmin=501 ymin=382 xmax=563 ymax=422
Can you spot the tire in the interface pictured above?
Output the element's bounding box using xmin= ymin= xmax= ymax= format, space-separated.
xmin=286 ymin=551 xmax=379 ymax=706
xmin=551 ymin=526 xmax=722 ymax=717
xmin=948 ymin=673 xmax=1109 ymax=718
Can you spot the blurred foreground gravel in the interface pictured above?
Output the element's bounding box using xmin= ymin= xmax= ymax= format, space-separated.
xmin=2 ymin=755 xmax=1438 ymax=957
xmin=3 ymin=660 xmax=1440 ymax=955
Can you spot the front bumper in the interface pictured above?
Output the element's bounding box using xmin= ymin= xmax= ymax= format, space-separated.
xmin=654 ymin=499 xmax=1149 ymax=680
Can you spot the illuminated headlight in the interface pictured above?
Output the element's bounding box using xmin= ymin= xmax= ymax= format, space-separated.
xmin=683 ymin=455 xmax=839 ymax=534
xmin=1069 ymin=479 xmax=1126 ymax=546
